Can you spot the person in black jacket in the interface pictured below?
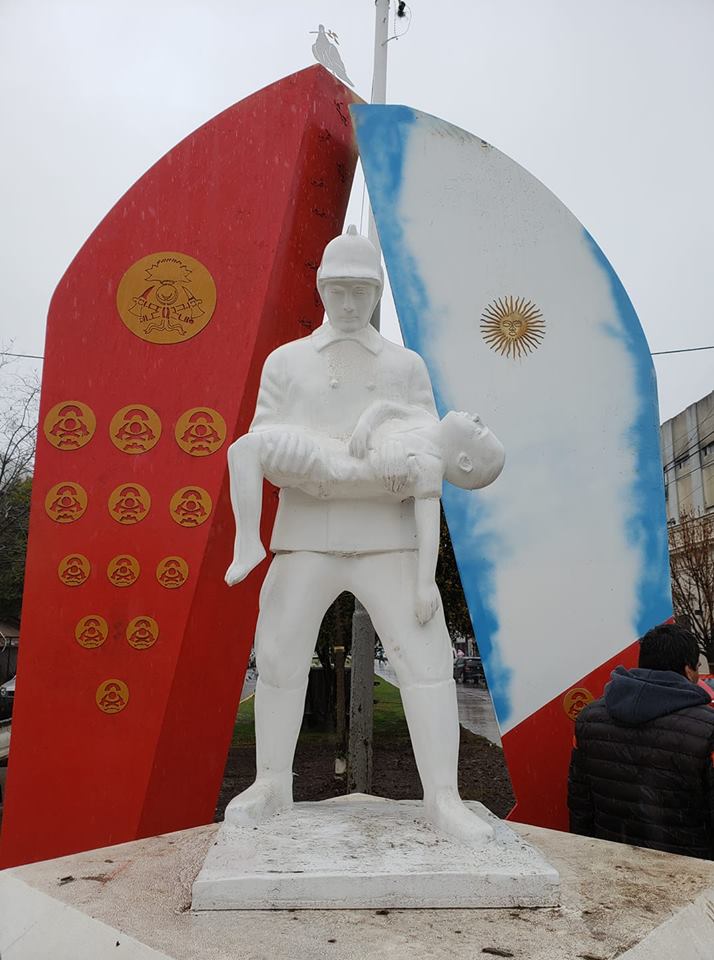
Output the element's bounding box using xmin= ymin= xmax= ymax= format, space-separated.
xmin=568 ymin=623 xmax=714 ymax=859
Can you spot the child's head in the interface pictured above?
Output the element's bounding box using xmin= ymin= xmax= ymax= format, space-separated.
xmin=440 ymin=411 xmax=505 ymax=490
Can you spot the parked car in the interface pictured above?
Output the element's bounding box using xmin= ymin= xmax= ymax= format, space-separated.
xmin=0 ymin=675 xmax=15 ymax=721
xmin=454 ymin=657 xmax=485 ymax=685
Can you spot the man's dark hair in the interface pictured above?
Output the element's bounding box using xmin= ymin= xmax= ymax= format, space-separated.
xmin=638 ymin=623 xmax=700 ymax=674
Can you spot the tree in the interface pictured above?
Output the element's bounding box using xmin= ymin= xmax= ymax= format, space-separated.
xmin=436 ymin=505 xmax=474 ymax=649
xmin=669 ymin=511 xmax=714 ymax=669
xmin=0 ymin=362 xmax=39 ymax=623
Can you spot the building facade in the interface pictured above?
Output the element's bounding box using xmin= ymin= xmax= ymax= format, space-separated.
xmin=661 ymin=389 xmax=714 ymax=525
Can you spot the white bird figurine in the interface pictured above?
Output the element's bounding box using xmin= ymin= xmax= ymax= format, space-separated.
xmin=311 ymin=24 xmax=353 ymax=87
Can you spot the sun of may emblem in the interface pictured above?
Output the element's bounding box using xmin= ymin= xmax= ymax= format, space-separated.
xmin=480 ymin=296 xmax=545 ymax=359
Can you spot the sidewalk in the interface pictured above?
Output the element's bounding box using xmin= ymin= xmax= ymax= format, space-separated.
xmin=375 ymin=661 xmax=501 ymax=745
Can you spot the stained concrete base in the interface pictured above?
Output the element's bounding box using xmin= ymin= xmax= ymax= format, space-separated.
xmin=2 ymin=816 xmax=714 ymax=959
xmin=192 ymin=795 xmax=559 ymax=909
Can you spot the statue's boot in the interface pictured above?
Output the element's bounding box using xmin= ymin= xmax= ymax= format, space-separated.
xmin=400 ymin=679 xmax=495 ymax=845
xmin=224 ymin=677 xmax=305 ymax=826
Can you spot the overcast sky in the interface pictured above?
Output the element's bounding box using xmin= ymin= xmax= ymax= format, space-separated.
xmin=1 ymin=0 xmax=711 ymax=422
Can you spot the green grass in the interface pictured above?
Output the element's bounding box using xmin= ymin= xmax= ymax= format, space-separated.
xmin=232 ymin=676 xmax=408 ymax=747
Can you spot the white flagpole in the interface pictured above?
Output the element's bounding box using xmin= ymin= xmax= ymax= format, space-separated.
xmin=368 ymin=0 xmax=389 ymax=331
xmin=349 ymin=0 xmax=391 ymax=796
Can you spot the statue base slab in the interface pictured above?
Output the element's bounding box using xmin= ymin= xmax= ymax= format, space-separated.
xmin=191 ymin=794 xmax=559 ymax=910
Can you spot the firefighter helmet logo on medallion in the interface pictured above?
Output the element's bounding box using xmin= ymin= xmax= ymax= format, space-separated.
xmin=45 ymin=482 xmax=88 ymax=523
xmin=110 ymin=404 xmax=162 ymax=454
xmin=170 ymin=486 xmax=212 ymax=527
xmin=116 ymin=252 xmax=216 ymax=345
xmin=126 ymin=616 xmax=159 ymax=650
xmin=480 ymin=296 xmax=545 ymax=359
xmin=43 ymin=401 xmax=96 ymax=450
xmin=156 ymin=556 xmax=189 ymax=589
xmin=96 ymin=679 xmax=129 ymax=715
xmin=563 ymin=687 xmax=594 ymax=721
xmin=107 ymin=555 xmax=140 ymax=587
xmin=174 ymin=407 xmax=226 ymax=456
xmin=108 ymin=483 xmax=151 ymax=525
xmin=75 ymin=615 xmax=108 ymax=649
xmin=58 ymin=554 xmax=90 ymax=586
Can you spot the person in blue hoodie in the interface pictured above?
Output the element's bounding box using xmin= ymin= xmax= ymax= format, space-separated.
xmin=568 ymin=623 xmax=714 ymax=859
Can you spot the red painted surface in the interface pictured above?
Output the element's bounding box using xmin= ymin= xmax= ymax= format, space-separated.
xmin=0 ymin=65 xmax=360 ymax=868
xmin=504 ymin=640 xmax=640 ymax=831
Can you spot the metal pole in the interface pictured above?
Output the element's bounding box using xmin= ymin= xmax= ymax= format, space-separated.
xmin=348 ymin=0 xmax=390 ymax=796
xmin=368 ymin=0 xmax=389 ymax=329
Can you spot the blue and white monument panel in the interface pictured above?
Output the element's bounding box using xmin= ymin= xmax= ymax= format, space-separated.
xmin=353 ymin=103 xmax=671 ymax=828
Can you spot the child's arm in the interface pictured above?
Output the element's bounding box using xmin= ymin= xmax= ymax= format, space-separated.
xmin=349 ymin=400 xmax=436 ymax=459
xmin=414 ymin=496 xmax=442 ymax=625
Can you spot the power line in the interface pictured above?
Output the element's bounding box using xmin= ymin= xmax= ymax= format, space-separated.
xmin=2 ymin=343 xmax=711 ymax=363
xmin=652 ymin=345 xmax=714 ymax=356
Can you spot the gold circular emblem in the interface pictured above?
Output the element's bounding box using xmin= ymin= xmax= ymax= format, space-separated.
xmin=480 ymin=296 xmax=545 ymax=359
xmin=156 ymin=556 xmax=189 ymax=589
xmin=75 ymin=615 xmax=108 ymax=649
xmin=126 ymin=616 xmax=159 ymax=650
xmin=45 ymin=482 xmax=88 ymax=523
xmin=116 ymin=252 xmax=216 ymax=345
xmin=43 ymin=401 xmax=96 ymax=451
xmin=174 ymin=407 xmax=226 ymax=457
xmin=96 ymin=679 xmax=129 ymax=714
xmin=58 ymin=553 xmax=90 ymax=586
xmin=107 ymin=554 xmax=140 ymax=587
xmin=170 ymin=486 xmax=212 ymax=527
xmin=109 ymin=404 xmax=162 ymax=454
xmin=563 ymin=687 xmax=594 ymax=721
xmin=108 ymin=483 xmax=151 ymax=525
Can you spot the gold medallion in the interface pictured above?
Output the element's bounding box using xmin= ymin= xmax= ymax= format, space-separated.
xmin=174 ymin=407 xmax=226 ymax=457
xmin=45 ymin=482 xmax=88 ymax=523
xmin=156 ymin=556 xmax=189 ymax=589
xmin=480 ymin=296 xmax=545 ymax=359
xmin=116 ymin=252 xmax=216 ymax=345
xmin=75 ymin=615 xmax=108 ymax=649
xmin=96 ymin=679 xmax=129 ymax=714
xmin=563 ymin=687 xmax=594 ymax=721
xmin=58 ymin=553 xmax=90 ymax=586
xmin=110 ymin=404 xmax=162 ymax=454
xmin=170 ymin=486 xmax=212 ymax=527
xmin=43 ymin=401 xmax=96 ymax=451
xmin=126 ymin=616 xmax=159 ymax=650
xmin=108 ymin=483 xmax=151 ymax=525
xmin=107 ymin=554 xmax=140 ymax=587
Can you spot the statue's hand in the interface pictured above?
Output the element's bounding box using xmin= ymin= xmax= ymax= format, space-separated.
xmin=263 ymin=431 xmax=319 ymax=478
xmin=415 ymin=581 xmax=441 ymax=625
xmin=374 ymin=439 xmax=411 ymax=494
xmin=348 ymin=422 xmax=370 ymax=459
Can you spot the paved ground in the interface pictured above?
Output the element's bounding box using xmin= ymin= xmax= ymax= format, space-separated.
xmin=5 ymin=819 xmax=714 ymax=959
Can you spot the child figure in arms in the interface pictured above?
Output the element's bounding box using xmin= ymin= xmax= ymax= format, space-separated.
xmin=225 ymin=400 xmax=504 ymax=622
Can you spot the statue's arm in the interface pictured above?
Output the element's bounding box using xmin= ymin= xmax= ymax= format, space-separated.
xmin=414 ymin=496 xmax=442 ymax=625
xmin=249 ymin=349 xmax=319 ymax=478
xmin=349 ymin=400 xmax=436 ymax=458
xmin=250 ymin=349 xmax=290 ymax=433
xmin=408 ymin=354 xmax=439 ymax=418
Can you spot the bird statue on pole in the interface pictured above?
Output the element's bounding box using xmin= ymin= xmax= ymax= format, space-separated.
xmin=310 ymin=24 xmax=354 ymax=87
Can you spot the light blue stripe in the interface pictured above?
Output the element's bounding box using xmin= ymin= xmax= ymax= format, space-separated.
xmin=584 ymin=230 xmax=672 ymax=632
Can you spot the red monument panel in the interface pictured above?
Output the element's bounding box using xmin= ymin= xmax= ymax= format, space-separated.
xmin=0 ymin=65 xmax=360 ymax=867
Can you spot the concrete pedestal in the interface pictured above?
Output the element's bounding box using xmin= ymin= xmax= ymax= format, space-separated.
xmin=2 ymin=815 xmax=714 ymax=959
xmin=192 ymin=795 xmax=559 ymax=909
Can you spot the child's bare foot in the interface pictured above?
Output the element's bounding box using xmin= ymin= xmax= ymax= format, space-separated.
xmin=225 ymin=543 xmax=267 ymax=585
